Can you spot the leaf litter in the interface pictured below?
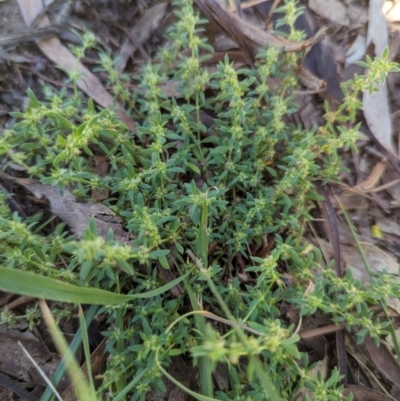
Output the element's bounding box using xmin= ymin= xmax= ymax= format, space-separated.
xmin=0 ymin=0 xmax=400 ymax=400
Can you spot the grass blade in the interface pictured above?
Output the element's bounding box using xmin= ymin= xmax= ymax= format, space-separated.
xmin=0 ymin=266 xmax=189 ymax=304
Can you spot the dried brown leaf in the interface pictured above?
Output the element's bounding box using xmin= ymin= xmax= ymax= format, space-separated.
xmin=317 ymin=238 xmax=398 ymax=282
xmin=16 ymin=0 xmax=136 ymax=132
xmin=0 ymin=324 xmax=70 ymax=391
xmin=376 ymin=217 xmax=400 ymax=237
xmin=61 ymin=337 xmax=108 ymax=401
xmin=354 ymin=161 xmax=387 ymax=192
xmin=346 ymin=34 xmax=367 ymax=64
xmin=115 ymin=3 xmax=168 ymax=73
xmin=345 ymin=333 xmax=383 ymax=392
xmin=364 ymin=334 xmax=400 ymax=391
xmin=363 ymin=0 xmax=394 ymax=153
xmin=308 ymin=0 xmax=349 ymax=26
xmin=343 ymin=385 xmax=395 ymax=401
xmin=0 ymin=171 xmax=132 ymax=243
xmin=195 ymin=0 xmax=255 ymax=67
xmin=195 ymin=0 xmax=314 ymax=53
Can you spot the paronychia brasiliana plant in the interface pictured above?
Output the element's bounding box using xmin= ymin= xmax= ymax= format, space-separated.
xmin=1 ymin=1 xmax=400 ymax=400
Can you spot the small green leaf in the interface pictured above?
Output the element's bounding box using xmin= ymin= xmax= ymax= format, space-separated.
xmin=53 ymin=151 xmax=66 ymax=166
xmin=88 ymin=98 xmax=95 ymax=113
xmin=50 ymin=112 xmax=74 ymax=130
xmin=27 ymin=88 xmax=41 ymax=108
xmin=150 ymin=249 xmax=170 ymax=258
xmin=117 ymin=258 xmax=134 ymax=275
xmin=168 ymin=349 xmax=183 ymax=356
xmin=158 ymin=255 xmax=170 ymax=270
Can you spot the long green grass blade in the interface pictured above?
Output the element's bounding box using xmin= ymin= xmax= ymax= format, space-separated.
xmin=0 ymin=267 xmax=188 ymax=304
xmin=191 ymin=197 xmax=214 ymax=397
xmin=198 ymin=197 xmax=209 ymax=268
xmin=78 ymin=306 xmax=96 ymax=394
xmin=40 ymin=305 xmax=98 ymax=401
xmin=183 ymin=277 xmax=213 ymax=397
xmin=39 ymin=300 xmax=98 ymax=401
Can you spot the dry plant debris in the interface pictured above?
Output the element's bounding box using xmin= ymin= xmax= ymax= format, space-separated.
xmin=0 ymin=0 xmax=400 ymax=400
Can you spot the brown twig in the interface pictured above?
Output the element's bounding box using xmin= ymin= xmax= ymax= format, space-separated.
xmin=314 ymin=182 xmax=347 ymax=383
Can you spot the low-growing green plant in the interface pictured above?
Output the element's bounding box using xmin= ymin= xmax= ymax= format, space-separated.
xmin=1 ymin=0 xmax=400 ymax=400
